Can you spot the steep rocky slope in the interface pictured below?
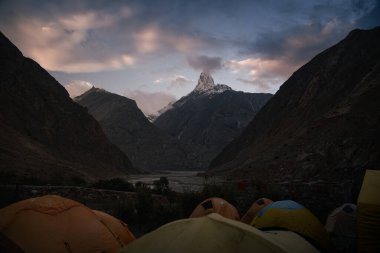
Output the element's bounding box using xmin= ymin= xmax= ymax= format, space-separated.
xmin=76 ymin=88 xmax=207 ymax=171
xmin=154 ymin=72 xmax=272 ymax=164
xmin=0 ymin=32 xmax=135 ymax=183
xmin=210 ymin=27 xmax=380 ymax=215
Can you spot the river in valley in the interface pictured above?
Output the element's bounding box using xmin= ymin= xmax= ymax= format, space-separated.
xmin=125 ymin=171 xmax=226 ymax=192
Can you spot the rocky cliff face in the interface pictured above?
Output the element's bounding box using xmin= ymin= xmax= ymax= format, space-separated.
xmin=154 ymin=72 xmax=272 ymax=166
xmin=209 ymin=27 xmax=380 ymax=215
xmin=75 ymin=88 xmax=207 ymax=171
xmin=0 ymin=32 xmax=135 ymax=183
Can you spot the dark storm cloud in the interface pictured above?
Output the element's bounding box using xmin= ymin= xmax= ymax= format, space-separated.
xmin=187 ymin=55 xmax=223 ymax=73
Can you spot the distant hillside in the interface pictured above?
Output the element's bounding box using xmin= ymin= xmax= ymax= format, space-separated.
xmin=76 ymin=88 xmax=207 ymax=171
xmin=154 ymin=72 xmax=272 ymax=166
xmin=210 ymin=27 xmax=380 ymax=214
xmin=0 ymin=32 xmax=136 ymax=184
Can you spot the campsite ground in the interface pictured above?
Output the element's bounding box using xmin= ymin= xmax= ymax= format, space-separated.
xmin=0 ymin=178 xmax=358 ymax=251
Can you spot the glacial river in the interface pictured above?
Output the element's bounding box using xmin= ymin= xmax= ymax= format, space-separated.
xmin=125 ymin=171 xmax=226 ymax=192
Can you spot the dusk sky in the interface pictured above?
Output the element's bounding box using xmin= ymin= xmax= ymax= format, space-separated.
xmin=1 ymin=0 xmax=379 ymax=115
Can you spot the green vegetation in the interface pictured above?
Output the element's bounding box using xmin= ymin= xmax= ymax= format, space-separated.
xmin=92 ymin=178 xmax=135 ymax=191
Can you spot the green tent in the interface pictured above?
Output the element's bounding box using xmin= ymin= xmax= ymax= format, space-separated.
xmin=118 ymin=213 xmax=318 ymax=253
xmin=357 ymin=170 xmax=380 ymax=253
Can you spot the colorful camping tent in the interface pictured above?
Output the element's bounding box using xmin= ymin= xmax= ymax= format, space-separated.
xmin=92 ymin=210 xmax=136 ymax=246
xmin=251 ymin=200 xmax=333 ymax=252
xmin=0 ymin=195 xmax=135 ymax=253
xmin=189 ymin=197 xmax=240 ymax=220
xmin=241 ymin=198 xmax=273 ymax=224
xmin=118 ymin=213 xmax=319 ymax=253
xmin=357 ymin=170 xmax=380 ymax=253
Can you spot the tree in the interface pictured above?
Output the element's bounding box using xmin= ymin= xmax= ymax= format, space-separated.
xmin=153 ymin=177 xmax=170 ymax=194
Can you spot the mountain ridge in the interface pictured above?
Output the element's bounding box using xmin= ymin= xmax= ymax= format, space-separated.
xmin=208 ymin=27 xmax=380 ymax=216
xmin=0 ymin=31 xmax=136 ymax=183
xmin=76 ymin=87 xmax=208 ymax=171
xmin=153 ymin=73 xmax=273 ymax=166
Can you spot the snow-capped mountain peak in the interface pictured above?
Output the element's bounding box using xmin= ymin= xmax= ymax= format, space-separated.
xmin=193 ymin=72 xmax=231 ymax=94
xmin=195 ymin=72 xmax=215 ymax=91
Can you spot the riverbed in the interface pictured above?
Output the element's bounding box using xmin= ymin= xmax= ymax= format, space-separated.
xmin=125 ymin=171 xmax=225 ymax=192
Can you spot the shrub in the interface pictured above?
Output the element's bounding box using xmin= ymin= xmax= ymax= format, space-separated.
xmin=92 ymin=178 xmax=135 ymax=192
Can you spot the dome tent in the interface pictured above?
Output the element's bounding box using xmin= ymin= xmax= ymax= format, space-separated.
xmin=189 ymin=197 xmax=240 ymax=220
xmin=251 ymin=200 xmax=333 ymax=252
xmin=118 ymin=213 xmax=319 ymax=253
xmin=325 ymin=203 xmax=356 ymax=237
xmin=92 ymin=210 xmax=136 ymax=246
xmin=0 ymin=195 xmax=135 ymax=253
xmin=241 ymin=198 xmax=273 ymax=224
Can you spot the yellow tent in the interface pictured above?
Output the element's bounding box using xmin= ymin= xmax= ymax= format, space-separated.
xmin=118 ymin=213 xmax=319 ymax=253
xmin=241 ymin=198 xmax=273 ymax=224
xmin=0 ymin=195 xmax=135 ymax=253
xmin=251 ymin=200 xmax=333 ymax=252
xmin=189 ymin=197 xmax=240 ymax=220
xmin=357 ymin=170 xmax=380 ymax=253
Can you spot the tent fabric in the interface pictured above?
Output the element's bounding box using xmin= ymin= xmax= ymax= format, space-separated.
xmin=0 ymin=233 xmax=25 ymax=253
xmin=325 ymin=203 xmax=356 ymax=237
xmin=251 ymin=200 xmax=333 ymax=252
xmin=357 ymin=170 xmax=380 ymax=253
xmin=118 ymin=213 xmax=319 ymax=253
xmin=92 ymin=210 xmax=136 ymax=246
xmin=189 ymin=197 xmax=240 ymax=220
xmin=0 ymin=195 xmax=135 ymax=253
xmin=241 ymin=198 xmax=273 ymax=224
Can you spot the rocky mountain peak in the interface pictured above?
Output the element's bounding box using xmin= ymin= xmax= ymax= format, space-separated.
xmin=194 ymin=72 xmax=215 ymax=91
xmin=193 ymin=72 xmax=232 ymax=94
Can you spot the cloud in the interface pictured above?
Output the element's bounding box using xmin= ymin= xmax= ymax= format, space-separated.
xmin=134 ymin=27 xmax=159 ymax=54
xmin=169 ymin=75 xmax=192 ymax=89
xmin=1 ymin=0 xmax=378 ymax=94
xmin=240 ymin=20 xmax=350 ymax=64
xmin=2 ymin=10 xmax=137 ymax=73
xmin=133 ymin=26 xmax=206 ymax=55
xmin=226 ymin=57 xmax=299 ymax=92
xmin=229 ymin=15 xmax=373 ymax=92
xmin=64 ymin=80 xmax=93 ymax=98
xmin=0 ymin=0 xmax=217 ymax=73
xmin=152 ymin=74 xmax=192 ymax=89
xmin=187 ymin=55 xmax=223 ymax=73
xmin=123 ymin=90 xmax=176 ymax=116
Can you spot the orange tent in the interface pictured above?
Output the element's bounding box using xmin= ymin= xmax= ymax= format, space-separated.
xmin=92 ymin=210 xmax=136 ymax=245
xmin=241 ymin=198 xmax=273 ymax=224
xmin=189 ymin=197 xmax=240 ymax=220
xmin=0 ymin=195 xmax=135 ymax=253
